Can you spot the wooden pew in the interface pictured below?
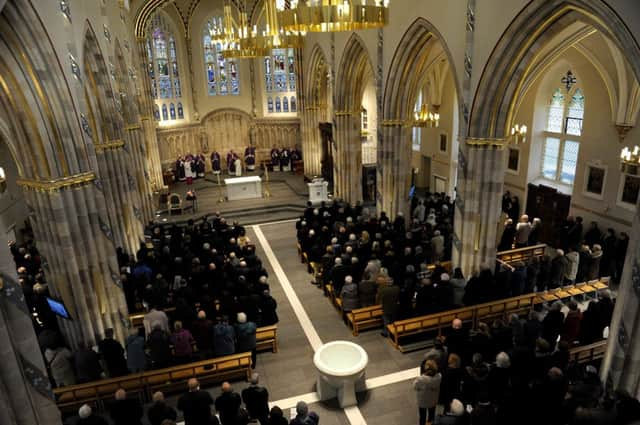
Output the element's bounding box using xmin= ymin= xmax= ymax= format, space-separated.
xmin=256 ymin=325 xmax=278 ymax=353
xmin=53 ymin=352 xmax=252 ymax=414
xmin=569 ymin=340 xmax=607 ymax=364
xmin=497 ymin=244 xmax=547 ymax=265
xmin=347 ymin=305 xmax=383 ymax=336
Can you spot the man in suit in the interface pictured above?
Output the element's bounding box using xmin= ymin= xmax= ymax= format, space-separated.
xmin=177 ymin=378 xmax=214 ymax=425
xmin=147 ymin=391 xmax=177 ymax=425
xmin=215 ymin=382 xmax=242 ymax=425
xmin=109 ymin=389 xmax=143 ymax=425
xmin=241 ymin=373 xmax=269 ymax=425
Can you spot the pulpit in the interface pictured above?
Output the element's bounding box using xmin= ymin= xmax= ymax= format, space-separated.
xmin=308 ymin=178 xmax=329 ymax=204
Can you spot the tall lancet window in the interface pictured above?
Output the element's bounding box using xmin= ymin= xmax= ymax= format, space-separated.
xmin=541 ymin=87 xmax=585 ymax=185
xmin=203 ymin=16 xmax=239 ymax=96
xmin=146 ymin=12 xmax=184 ymax=121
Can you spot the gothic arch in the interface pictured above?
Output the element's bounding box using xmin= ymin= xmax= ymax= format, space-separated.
xmin=469 ymin=0 xmax=640 ymax=139
xmin=335 ymin=33 xmax=375 ymax=114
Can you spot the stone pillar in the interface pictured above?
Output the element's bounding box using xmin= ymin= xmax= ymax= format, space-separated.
xmin=453 ymin=138 xmax=507 ymax=276
xmin=17 ymin=173 xmax=129 ymax=349
xmin=136 ymin=39 xmax=164 ymax=191
xmin=301 ymin=107 xmax=322 ymax=177
xmin=334 ymin=112 xmax=362 ymax=204
xmin=378 ymin=122 xmax=412 ymax=218
xmin=0 ymin=214 xmax=62 ymax=425
xmin=125 ymin=124 xmax=155 ymax=221
xmin=601 ymin=205 xmax=640 ymax=396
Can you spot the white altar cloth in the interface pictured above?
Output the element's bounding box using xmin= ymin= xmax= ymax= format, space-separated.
xmin=224 ymin=176 xmax=262 ymax=200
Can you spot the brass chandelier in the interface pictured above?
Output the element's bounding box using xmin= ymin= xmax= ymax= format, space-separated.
xmin=221 ymin=0 xmax=304 ymax=59
xmin=277 ymin=0 xmax=389 ymax=33
xmin=411 ymin=104 xmax=440 ymax=128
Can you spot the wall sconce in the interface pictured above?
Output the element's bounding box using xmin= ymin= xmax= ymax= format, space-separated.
xmin=510 ymin=124 xmax=527 ymax=144
xmin=0 ymin=167 xmax=6 ymax=194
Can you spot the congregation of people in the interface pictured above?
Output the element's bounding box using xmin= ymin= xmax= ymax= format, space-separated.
xmin=72 ymin=375 xmax=319 ymax=425
xmin=11 ymin=213 xmax=280 ymax=390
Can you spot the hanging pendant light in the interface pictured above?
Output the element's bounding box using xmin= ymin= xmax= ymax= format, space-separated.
xmin=277 ymin=0 xmax=389 ymax=33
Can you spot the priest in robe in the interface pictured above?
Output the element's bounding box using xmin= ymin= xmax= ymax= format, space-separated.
xmin=210 ymin=151 xmax=221 ymax=175
xmin=184 ymin=154 xmax=196 ymax=184
xmin=234 ymin=157 xmax=242 ymax=177
xmin=176 ymin=156 xmax=186 ymax=181
xmin=227 ymin=150 xmax=238 ymax=175
xmin=291 ymin=145 xmax=302 ymax=171
xmin=196 ymin=154 xmax=206 ymax=177
xmin=280 ymin=146 xmax=291 ymax=172
xmin=270 ymin=145 xmax=280 ymax=171
xmin=244 ymin=146 xmax=256 ymax=171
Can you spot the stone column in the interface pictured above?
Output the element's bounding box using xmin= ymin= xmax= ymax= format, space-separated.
xmin=0 ymin=223 xmax=62 ymax=425
xmin=378 ymin=123 xmax=412 ymax=218
xmin=301 ymin=107 xmax=322 ymax=177
xmin=125 ymin=124 xmax=155 ymax=221
xmin=334 ymin=112 xmax=362 ymax=204
xmin=601 ymin=204 xmax=640 ymax=396
xmin=453 ymin=138 xmax=507 ymax=276
xmin=18 ymin=174 xmax=129 ymax=349
xmin=136 ymin=39 xmax=165 ymax=191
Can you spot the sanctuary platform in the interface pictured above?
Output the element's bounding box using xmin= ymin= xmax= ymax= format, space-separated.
xmin=155 ymin=170 xmax=311 ymax=225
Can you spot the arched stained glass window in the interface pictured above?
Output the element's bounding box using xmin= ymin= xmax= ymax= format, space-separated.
xmin=177 ymin=102 xmax=184 ymax=119
xmin=146 ymin=12 xmax=182 ymax=122
xmin=264 ymin=48 xmax=297 ymax=113
xmin=275 ymin=97 xmax=281 ymax=112
xmin=291 ymin=96 xmax=297 ymax=112
xmin=288 ymin=49 xmax=296 ymax=91
xmin=203 ymin=17 xmax=239 ymax=96
xmin=154 ymin=104 xmax=160 ymax=121
xmin=283 ymin=96 xmax=289 ymax=112
xmin=267 ymin=97 xmax=274 ymax=113
xmin=170 ymin=103 xmax=176 ymax=120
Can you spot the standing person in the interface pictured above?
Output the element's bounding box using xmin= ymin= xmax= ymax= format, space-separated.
xmin=431 ymin=231 xmax=445 ymax=263
xmin=147 ymin=392 xmax=177 ymax=425
xmin=413 ymin=359 xmax=442 ymax=425
xmin=528 ymin=217 xmax=542 ymax=246
xmin=211 ymin=151 xmax=221 ymax=175
xmin=44 ymin=345 xmax=76 ymax=387
xmin=450 ymin=268 xmax=466 ymax=307
xmin=74 ymin=345 xmax=102 ymax=384
xmin=235 ymin=312 xmax=257 ymax=367
xmin=245 ymin=145 xmax=256 ymax=171
xmin=143 ymin=305 xmax=170 ymax=337
xmin=177 ymin=378 xmax=214 ymax=425
xmin=289 ymin=401 xmax=319 ymax=425
xmin=564 ymin=247 xmax=580 ymax=285
xmin=498 ymin=219 xmax=516 ymax=251
xmin=280 ymin=146 xmax=291 ymax=172
xmin=191 ymin=310 xmax=214 ymax=359
xmin=514 ymin=215 xmax=532 ymax=248
xmin=126 ymin=328 xmax=147 ymax=373
xmin=215 ymin=382 xmax=242 ymax=425
xmin=270 ymin=145 xmax=280 ymax=171
xmin=213 ymin=316 xmax=236 ymax=357
xmin=377 ymin=276 xmax=400 ymax=337
xmin=601 ymin=228 xmax=617 ymax=279
xmin=170 ymin=321 xmax=195 ymax=364
xmin=98 ymin=328 xmax=128 ymax=377
xmin=148 ymin=323 xmax=172 ymax=369
xmin=109 ymin=389 xmax=144 ymax=425
xmin=77 ymin=404 xmax=109 ymax=425
xmin=268 ymin=406 xmax=289 ymax=425
xmin=242 ymin=373 xmax=270 ymax=425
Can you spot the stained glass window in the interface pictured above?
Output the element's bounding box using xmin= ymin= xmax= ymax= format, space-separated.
xmin=203 ymin=18 xmax=239 ymax=96
xmin=267 ymin=97 xmax=274 ymax=113
xmin=147 ymin=12 xmax=183 ymax=121
xmin=275 ymin=97 xmax=281 ymax=112
xmin=154 ymin=104 xmax=160 ymax=121
xmin=264 ymin=48 xmax=297 ymax=112
xmin=283 ymin=97 xmax=289 ymax=112
xmin=177 ymin=103 xmax=184 ymax=119
xmin=291 ymin=96 xmax=297 ymax=112
xmin=170 ymin=103 xmax=176 ymax=120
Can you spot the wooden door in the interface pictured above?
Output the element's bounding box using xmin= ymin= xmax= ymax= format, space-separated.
xmin=525 ymin=183 xmax=571 ymax=246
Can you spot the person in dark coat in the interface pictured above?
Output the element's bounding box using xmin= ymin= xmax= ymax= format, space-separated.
xmin=488 ymin=352 xmax=512 ymax=406
xmin=191 ymin=310 xmax=214 ymax=358
xmin=561 ymin=301 xmax=582 ymax=346
xmin=542 ymin=302 xmax=565 ymax=348
xmin=597 ymin=290 xmax=614 ymax=335
xmin=178 ymin=378 xmax=215 ymax=425
xmin=537 ymin=254 xmax=552 ymax=291
xmin=213 ymin=316 xmax=236 ymax=357
xmin=109 ymin=389 xmax=143 ymax=425
xmin=235 ymin=312 xmax=257 ymax=367
xmin=242 ymin=373 xmax=270 ymax=425
xmin=147 ymin=392 xmax=177 ymax=425
xmin=340 ymin=275 xmax=360 ymax=313
xmin=215 ymin=382 xmax=242 ymax=425
xmin=584 ymin=221 xmax=602 ymax=247
xmin=267 ymin=406 xmax=289 ymax=425
xmin=510 ymin=262 xmax=527 ymax=296
xmin=463 ymin=353 xmax=490 ymax=405
xmin=377 ymin=277 xmax=400 ymax=337
xmin=498 ymin=219 xmax=516 ymax=251
xmin=433 ymin=399 xmax=469 ymax=425
xmin=439 ymin=353 xmax=464 ymax=410
xmin=446 ymin=319 xmax=469 ymax=361
xmin=587 ymin=244 xmax=603 ymax=280
xmin=358 ymin=277 xmax=377 ymax=307
xmin=148 ymin=323 xmax=172 ymax=369
xmin=74 ymin=345 xmax=102 ymax=384
xmin=579 ymin=300 xmax=601 ymax=344
xmin=259 ymin=290 xmax=279 ymax=326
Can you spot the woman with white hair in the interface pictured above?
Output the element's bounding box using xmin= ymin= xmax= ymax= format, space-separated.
xmin=77 ymin=404 xmax=108 ymax=425
xmin=433 ymin=399 xmax=468 ymax=424
xmin=488 ymin=352 xmax=512 ymax=406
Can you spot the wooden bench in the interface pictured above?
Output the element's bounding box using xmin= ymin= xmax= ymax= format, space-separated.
xmin=53 ymin=352 xmax=252 ymax=413
xmin=256 ymin=325 xmax=278 ymax=353
xmin=347 ymin=305 xmax=384 ymax=336
xmin=569 ymin=340 xmax=607 ymax=364
xmin=497 ymin=244 xmax=547 ymax=265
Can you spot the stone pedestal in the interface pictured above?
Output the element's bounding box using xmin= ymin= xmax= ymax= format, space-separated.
xmin=313 ymin=341 xmax=368 ymax=408
xmin=308 ymin=180 xmax=329 ymax=204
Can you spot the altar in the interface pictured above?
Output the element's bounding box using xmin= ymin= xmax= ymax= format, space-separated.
xmin=224 ymin=176 xmax=262 ymax=200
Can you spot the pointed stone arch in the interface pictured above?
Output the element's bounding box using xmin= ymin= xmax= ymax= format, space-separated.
xmin=380 ymin=17 xmax=463 ymax=217
xmin=334 ymin=33 xmax=375 ymax=203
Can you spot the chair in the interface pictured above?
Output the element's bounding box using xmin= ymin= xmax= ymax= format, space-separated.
xmin=167 ymin=193 xmax=183 ymax=215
